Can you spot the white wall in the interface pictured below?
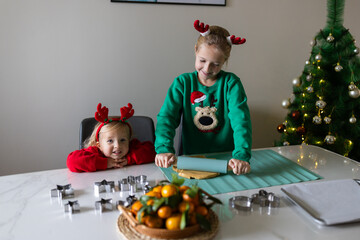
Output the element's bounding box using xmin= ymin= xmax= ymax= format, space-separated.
xmin=0 ymin=0 xmax=359 ymax=176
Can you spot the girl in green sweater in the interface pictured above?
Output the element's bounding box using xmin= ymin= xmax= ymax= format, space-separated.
xmin=155 ymin=20 xmax=252 ymax=175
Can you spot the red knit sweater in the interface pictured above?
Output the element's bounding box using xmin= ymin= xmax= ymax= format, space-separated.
xmin=67 ymin=139 xmax=155 ymax=172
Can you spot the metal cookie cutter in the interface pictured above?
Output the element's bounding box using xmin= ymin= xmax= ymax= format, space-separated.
xmin=118 ymin=178 xmax=129 ymax=191
xmin=64 ymin=200 xmax=80 ymax=214
xmin=229 ymin=196 xmax=253 ymax=211
xmin=94 ymin=179 xmax=115 ymax=194
xmin=95 ymin=198 xmax=113 ymax=213
xmin=252 ymin=190 xmax=280 ymax=208
xmin=50 ymin=184 xmax=74 ymax=199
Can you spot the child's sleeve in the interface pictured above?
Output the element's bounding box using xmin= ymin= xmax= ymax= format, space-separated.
xmin=155 ymin=78 xmax=184 ymax=154
xmin=66 ymin=146 xmax=108 ymax=172
xmin=126 ymin=139 xmax=156 ymax=165
xmin=227 ymin=77 xmax=252 ymax=163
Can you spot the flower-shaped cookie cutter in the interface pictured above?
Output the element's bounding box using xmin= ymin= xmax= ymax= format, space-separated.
xmin=229 ymin=189 xmax=280 ymax=212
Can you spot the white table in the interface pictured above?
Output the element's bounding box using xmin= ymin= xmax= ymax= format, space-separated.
xmin=1 ymin=145 xmax=360 ymax=240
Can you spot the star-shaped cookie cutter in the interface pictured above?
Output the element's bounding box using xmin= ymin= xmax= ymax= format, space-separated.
xmin=94 ymin=179 xmax=115 ymax=194
xmin=95 ymin=198 xmax=113 ymax=213
xmin=50 ymin=184 xmax=74 ymax=199
xmin=64 ymin=200 xmax=80 ymax=214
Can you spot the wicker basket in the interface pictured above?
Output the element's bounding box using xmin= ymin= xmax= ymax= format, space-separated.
xmin=117 ymin=205 xmax=219 ymax=240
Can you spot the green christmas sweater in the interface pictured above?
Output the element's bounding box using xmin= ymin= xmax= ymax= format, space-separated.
xmin=155 ymin=70 xmax=252 ymax=162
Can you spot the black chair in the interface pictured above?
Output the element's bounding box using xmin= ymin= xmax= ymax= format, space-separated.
xmin=79 ymin=116 xmax=155 ymax=149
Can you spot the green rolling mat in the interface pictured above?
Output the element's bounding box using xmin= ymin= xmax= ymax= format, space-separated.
xmin=159 ymin=149 xmax=323 ymax=195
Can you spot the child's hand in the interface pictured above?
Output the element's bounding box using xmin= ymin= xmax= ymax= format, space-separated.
xmin=228 ymin=159 xmax=251 ymax=175
xmin=155 ymin=153 xmax=176 ymax=168
xmin=107 ymin=157 xmax=128 ymax=169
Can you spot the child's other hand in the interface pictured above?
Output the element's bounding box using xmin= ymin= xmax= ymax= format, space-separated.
xmin=107 ymin=157 xmax=128 ymax=169
xmin=155 ymin=153 xmax=176 ymax=168
xmin=228 ymin=159 xmax=251 ymax=175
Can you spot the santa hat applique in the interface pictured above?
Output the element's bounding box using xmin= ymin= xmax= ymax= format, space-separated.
xmin=190 ymin=91 xmax=206 ymax=105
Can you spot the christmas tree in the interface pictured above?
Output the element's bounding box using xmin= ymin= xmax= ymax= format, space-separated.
xmin=276 ymin=0 xmax=360 ymax=161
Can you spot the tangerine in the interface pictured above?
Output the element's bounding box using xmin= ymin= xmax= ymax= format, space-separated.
xmin=157 ymin=205 xmax=172 ymax=219
xmin=145 ymin=215 xmax=163 ymax=228
xmin=131 ymin=200 xmax=143 ymax=214
xmin=145 ymin=190 xmax=161 ymax=199
xmin=195 ymin=205 xmax=209 ymax=216
xmin=152 ymin=185 xmax=163 ymax=193
xmin=146 ymin=199 xmax=154 ymax=206
xmin=178 ymin=201 xmax=195 ymax=213
xmin=165 ymin=213 xmax=182 ymax=230
xmin=161 ymin=184 xmax=178 ymax=198
xmin=182 ymin=192 xmax=199 ymax=206
xmin=188 ymin=212 xmax=197 ymax=226
xmin=179 ymin=185 xmax=190 ymax=194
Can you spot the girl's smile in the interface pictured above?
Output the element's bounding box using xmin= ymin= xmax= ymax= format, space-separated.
xmin=195 ymin=44 xmax=225 ymax=86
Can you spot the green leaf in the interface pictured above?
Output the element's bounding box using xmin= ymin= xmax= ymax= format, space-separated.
xmin=180 ymin=212 xmax=187 ymax=230
xmin=139 ymin=195 xmax=151 ymax=204
xmin=152 ymin=198 xmax=165 ymax=212
xmin=196 ymin=213 xmax=211 ymax=231
xmin=185 ymin=185 xmax=199 ymax=198
xmin=165 ymin=194 xmax=182 ymax=208
xmin=171 ymin=173 xmax=185 ymax=186
xmin=200 ymin=189 xmax=222 ymax=205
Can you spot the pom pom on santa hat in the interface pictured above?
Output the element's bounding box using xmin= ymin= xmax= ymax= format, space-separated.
xmin=190 ymin=91 xmax=206 ymax=105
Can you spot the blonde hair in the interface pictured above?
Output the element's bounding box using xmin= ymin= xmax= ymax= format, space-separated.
xmin=84 ymin=120 xmax=131 ymax=148
xmin=195 ymin=25 xmax=232 ymax=62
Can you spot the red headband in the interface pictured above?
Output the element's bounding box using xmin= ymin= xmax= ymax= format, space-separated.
xmin=95 ymin=103 xmax=134 ymax=142
xmin=194 ymin=19 xmax=246 ymax=45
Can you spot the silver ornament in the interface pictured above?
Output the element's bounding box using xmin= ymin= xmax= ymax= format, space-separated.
xmin=354 ymin=47 xmax=359 ymax=54
xmin=335 ymin=64 xmax=343 ymax=72
xmin=283 ymin=141 xmax=290 ymax=146
xmin=281 ymin=99 xmax=290 ymax=108
xmin=324 ymin=117 xmax=332 ymax=124
xmin=310 ymin=39 xmax=316 ymax=46
xmin=312 ymin=116 xmax=322 ymax=124
xmin=348 ymin=83 xmax=357 ymax=91
xmin=306 ymin=75 xmax=312 ymax=82
xmin=316 ymin=100 xmax=327 ymax=109
xmin=305 ymin=60 xmax=311 ymax=65
xmin=349 ymin=116 xmax=357 ymax=124
xmin=289 ymin=94 xmax=295 ymax=104
xmin=307 ymin=86 xmax=314 ymax=93
xmin=349 ymin=88 xmax=360 ymax=98
xmin=324 ymin=135 xmax=336 ymax=144
xmin=315 ymin=54 xmax=322 ymax=61
xmin=326 ymin=34 xmax=335 ymax=42
xmin=292 ymin=77 xmax=301 ymax=87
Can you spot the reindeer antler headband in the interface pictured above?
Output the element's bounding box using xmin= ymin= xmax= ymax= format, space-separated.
xmin=194 ymin=19 xmax=246 ymax=45
xmin=95 ymin=103 xmax=134 ymax=141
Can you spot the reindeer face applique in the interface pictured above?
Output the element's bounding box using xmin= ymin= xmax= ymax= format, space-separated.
xmin=191 ymin=91 xmax=219 ymax=133
xmin=194 ymin=106 xmax=218 ymax=131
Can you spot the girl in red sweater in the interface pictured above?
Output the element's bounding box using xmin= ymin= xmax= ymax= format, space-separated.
xmin=67 ymin=103 xmax=156 ymax=172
